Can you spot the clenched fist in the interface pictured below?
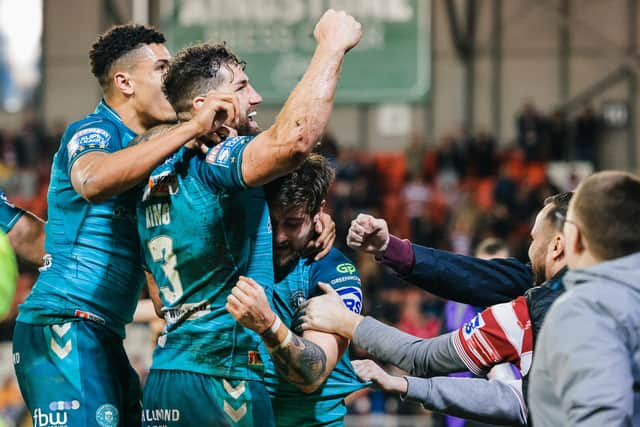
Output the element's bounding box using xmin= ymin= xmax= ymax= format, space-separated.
xmin=314 ymin=9 xmax=362 ymax=53
xmin=347 ymin=213 xmax=390 ymax=256
xmin=226 ymin=276 xmax=275 ymax=334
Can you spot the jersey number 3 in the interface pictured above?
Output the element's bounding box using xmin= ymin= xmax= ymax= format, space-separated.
xmin=147 ymin=236 xmax=184 ymax=304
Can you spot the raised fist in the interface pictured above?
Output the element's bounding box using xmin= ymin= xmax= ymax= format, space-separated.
xmin=314 ymin=9 xmax=362 ymax=53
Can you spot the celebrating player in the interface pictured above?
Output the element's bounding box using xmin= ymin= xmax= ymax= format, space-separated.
xmin=227 ymin=154 xmax=366 ymax=426
xmin=13 ymin=24 xmax=236 ymax=426
xmin=138 ymin=10 xmax=361 ymax=427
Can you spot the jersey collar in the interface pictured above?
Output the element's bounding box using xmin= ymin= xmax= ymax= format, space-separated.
xmin=95 ymin=99 xmax=137 ymax=138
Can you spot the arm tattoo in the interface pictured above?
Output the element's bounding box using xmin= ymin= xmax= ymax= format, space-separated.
xmin=270 ymin=333 xmax=327 ymax=387
xmin=130 ymin=123 xmax=177 ymax=146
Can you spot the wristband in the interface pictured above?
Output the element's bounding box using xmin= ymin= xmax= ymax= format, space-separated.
xmin=271 ymin=330 xmax=293 ymax=351
xmin=262 ymin=315 xmax=281 ymax=336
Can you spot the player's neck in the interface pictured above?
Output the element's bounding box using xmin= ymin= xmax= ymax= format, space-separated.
xmin=103 ymin=95 xmax=147 ymax=135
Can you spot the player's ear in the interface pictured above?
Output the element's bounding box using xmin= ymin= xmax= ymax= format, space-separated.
xmin=113 ymin=71 xmax=134 ymax=96
xmin=192 ymin=96 xmax=206 ymax=111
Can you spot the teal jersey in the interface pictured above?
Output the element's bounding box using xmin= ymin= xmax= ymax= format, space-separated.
xmin=264 ymin=248 xmax=366 ymax=426
xmin=138 ymin=136 xmax=273 ymax=381
xmin=18 ymin=100 xmax=143 ymax=337
xmin=0 ymin=191 xmax=24 ymax=233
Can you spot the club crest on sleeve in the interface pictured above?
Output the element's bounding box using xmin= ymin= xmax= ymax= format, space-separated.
xmin=67 ymin=128 xmax=111 ymax=158
xmin=336 ymin=286 xmax=363 ymax=314
xmin=462 ymin=314 xmax=485 ymax=339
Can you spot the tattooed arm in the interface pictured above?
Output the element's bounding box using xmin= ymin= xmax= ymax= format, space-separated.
xmin=266 ymin=326 xmax=348 ymax=393
xmin=226 ymin=276 xmax=348 ymax=393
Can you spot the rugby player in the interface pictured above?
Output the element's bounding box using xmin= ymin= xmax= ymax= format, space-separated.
xmin=137 ymin=10 xmax=361 ymax=426
xmin=13 ymin=24 xmax=237 ymax=426
xmin=228 ymin=154 xmax=366 ymax=426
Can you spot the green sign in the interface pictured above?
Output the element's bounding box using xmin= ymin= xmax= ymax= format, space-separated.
xmin=160 ymin=0 xmax=430 ymax=104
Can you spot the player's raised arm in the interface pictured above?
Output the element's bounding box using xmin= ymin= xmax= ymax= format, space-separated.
xmin=226 ymin=276 xmax=344 ymax=393
xmin=240 ymin=10 xmax=362 ymax=187
xmin=71 ymin=91 xmax=238 ymax=203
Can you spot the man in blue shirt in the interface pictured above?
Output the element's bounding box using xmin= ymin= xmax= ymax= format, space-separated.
xmin=139 ymin=10 xmax=361 ymax=427
xmin=227 ymin=154 xmax=366 ymax=426
xmin=13 ymin=24 xmax=238 ymax=426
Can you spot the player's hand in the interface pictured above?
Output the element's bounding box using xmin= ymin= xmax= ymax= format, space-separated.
xmin=294 ymin=282 xmax=361 ymax=338
xmin=191 ymin=91 xmax=240 ymax=136
xmin=196 ymin=125 xmax=238 ymax=153
xmin=226 ymin=276 xmax=276 ymax=334
xmin=347 ymin=214 xmax=390 ymax=256
xmin=307 ymin=211 xmax=336 ymax=261
xmin=314 ymin=9 xmax=362 ymax=54
xmin=352 ymin=359 xmax=408 ymax=394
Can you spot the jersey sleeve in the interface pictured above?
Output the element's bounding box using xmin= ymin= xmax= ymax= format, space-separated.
xmin=309 ymin=250 xmax=363 ymax=315
xmin=65 ymin=120 xmax=120 ymax=173
xmin=195 ymin=136 xmax=252 ymax=192
xmin=451 ymin=296 xmax=533 ymax=377
xmin=0 ymin=192 xmax=25 ymax=233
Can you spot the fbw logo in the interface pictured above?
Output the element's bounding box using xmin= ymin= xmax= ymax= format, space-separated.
xmin=33 ymin=408 xmax=68 ymax=426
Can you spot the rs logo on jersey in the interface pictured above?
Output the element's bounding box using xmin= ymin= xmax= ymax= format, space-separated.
xmin=336 ymin=286 xmax=363 ymax=314
xmin=462 ymin=314 xmax=485 ymax=339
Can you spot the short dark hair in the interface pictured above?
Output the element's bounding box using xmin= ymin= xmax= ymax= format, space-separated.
xmin=89 ymin=24 xmax=165 ymax=88
xmin=544 ymin=191 xmax=573 ymax=226
xmin=573 ymin=171 xmax=640 ymax=260
xmin=264 ymin=154 xmax=335 ymax=216
xmin=162 ymin=43 xmax=245 ymax=115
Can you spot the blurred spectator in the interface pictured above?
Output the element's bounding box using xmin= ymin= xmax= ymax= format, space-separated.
xmin=516 ymin=100 xmax=547 ymax=161
xmin=402 ymin=172 xmax=430 ymax=240
xmin=405 ymin=134 xmax=426 ymax=179
xmin=315 ymin=132 xmax=339 ymax=167
xmin=548 ymin=110 xmax=569 ymax=161
xmin=468 ymin=131 xmax=497 ymax=177
xmin=573 ymin=104 xmax=603 ymax=169
xmin=13 ymin=110 xmax=49 ymax=168
xmin=436 ymin=133 xmax=467 ymax=180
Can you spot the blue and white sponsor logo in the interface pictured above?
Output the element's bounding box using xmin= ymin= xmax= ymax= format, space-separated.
xmin=95 ymin=403 xmax=118 ymax=427
xmin=462 ymin=314 xmax=485 ymax=339
xmin=213 ymin=136 xmax=248 ymax=168
xmin=336 ymin=286 xmax=363 ymax=314
xmin=67 ymin=128 xmax=111 ymax=159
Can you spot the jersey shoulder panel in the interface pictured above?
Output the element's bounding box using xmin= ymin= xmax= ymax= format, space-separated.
xmin=309 ymin=248 xmax=362 ymax=314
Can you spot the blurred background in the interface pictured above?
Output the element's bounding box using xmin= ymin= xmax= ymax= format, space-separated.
xmin=0 ymin=0 xmax=637 ymax=425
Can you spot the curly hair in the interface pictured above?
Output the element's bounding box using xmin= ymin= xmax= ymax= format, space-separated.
xmin=89 ymin=24 xmax=165 ymax=88
xmin=162 ymin=43 xmax=245 ymax=114
xmin=265 ymin=154 xmax=335 ymax=217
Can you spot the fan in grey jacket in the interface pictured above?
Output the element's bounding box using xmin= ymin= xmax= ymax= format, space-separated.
xmin=529 ymin=171 xmax=640 ymax=427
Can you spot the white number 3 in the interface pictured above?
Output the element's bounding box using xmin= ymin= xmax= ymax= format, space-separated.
xmin=147 ymin=236 xmax=184 ymax=304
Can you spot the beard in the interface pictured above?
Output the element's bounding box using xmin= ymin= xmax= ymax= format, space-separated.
xmin=236 ymin=115 xmax=260 ymax=136
xmin=531 ymin=261 xmax=547 ymax=286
